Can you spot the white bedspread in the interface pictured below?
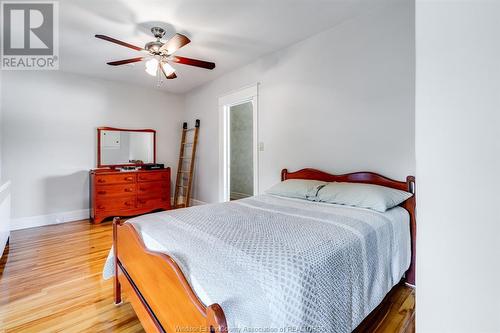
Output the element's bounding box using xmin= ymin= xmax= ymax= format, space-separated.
xmin=103 ymin=194 xmax=410 ymax=333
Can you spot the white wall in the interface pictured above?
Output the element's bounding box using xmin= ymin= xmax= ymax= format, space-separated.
xmin=0 ymin=181 xmax=10 ymax=256
xmin=0 ymin=70 xmax=9 ymax=255
xmin=416 ymin=1 xmax=500 ymax=332
xmin=0 ymin=69 xmax=3 ymax=182
xmin=1 ymin=71 xmax=183 ymax=229
xmin=184 ymin=2 xmax=415 ymax=203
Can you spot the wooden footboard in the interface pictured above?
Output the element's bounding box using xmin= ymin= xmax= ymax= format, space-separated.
xmin=113 ymin=218 xmax=227 ymax=333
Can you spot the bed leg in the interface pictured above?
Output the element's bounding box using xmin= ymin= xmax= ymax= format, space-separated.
xmin=113 ymin=217 xmax=122 ymax=305
xmin=114 ymin=274 xmax=122 ymax=305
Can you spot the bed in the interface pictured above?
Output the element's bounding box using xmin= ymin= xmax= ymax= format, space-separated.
xmin=106 ymin=168 xmax=416 ymax=333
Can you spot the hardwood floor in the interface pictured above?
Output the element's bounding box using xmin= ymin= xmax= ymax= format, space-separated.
xmin=0 ymin=220 xmax=142 ymax=332
xmin=354 ymin=283 xmax=415 ymax=333
xmin=0 ymin=220 xmax=415 ymax=333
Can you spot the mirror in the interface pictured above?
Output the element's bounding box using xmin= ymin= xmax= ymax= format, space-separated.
xmin=97 ymin=127 xmax=156 ymax=167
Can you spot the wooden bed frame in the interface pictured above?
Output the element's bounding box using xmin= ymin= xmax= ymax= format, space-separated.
xmin=113 ymin=168 xmax=416 ymax=333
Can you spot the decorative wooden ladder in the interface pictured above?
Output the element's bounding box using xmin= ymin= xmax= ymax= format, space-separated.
xmin=173 ymin=119 xmax=200 ymax=209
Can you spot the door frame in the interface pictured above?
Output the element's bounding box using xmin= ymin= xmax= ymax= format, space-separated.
xmin=218 ymin=84 xmax=259 ymax=202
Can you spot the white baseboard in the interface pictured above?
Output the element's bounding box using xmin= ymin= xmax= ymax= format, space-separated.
xmin=190 ymin=198 xmax=207 ymax=206
xmin=10 ymin=209 xmax=90 ymax=231
xmin=172 ymin=196 xmax=207 ymax=207
xmin=11 ymin=199 xmax=206 ymax=231
xmin=230 ymin=191 xmax=252 ymax=200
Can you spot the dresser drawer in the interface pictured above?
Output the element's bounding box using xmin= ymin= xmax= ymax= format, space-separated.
xmin=95 ymin=196 xmax=136 ymax=211
xmin=137 ymin=195 xmax=169 ymax=208
xmin=137 ymin=182 xmax=168 ymax=195
xmin=95 ymin=184 xmax=136 ymax=197
xmin=137 ymin=171 xmax=169 ymax=183
xmin=95 ymin=174 xmax=136 ymax=185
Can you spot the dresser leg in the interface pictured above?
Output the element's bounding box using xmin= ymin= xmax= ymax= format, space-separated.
xmin=91 ymin=216 xmax=105 ymax=224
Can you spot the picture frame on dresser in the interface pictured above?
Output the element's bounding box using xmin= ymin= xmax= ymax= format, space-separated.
xmin=90 ymin=127 xmax=171 ymax=224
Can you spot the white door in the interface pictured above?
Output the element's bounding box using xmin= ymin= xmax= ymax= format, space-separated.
xmin=219 ymin=85 xmax=259 ymax=202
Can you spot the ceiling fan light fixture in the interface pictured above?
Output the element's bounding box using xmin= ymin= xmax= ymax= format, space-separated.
xmin=161 ymin=62 xmax=176 ymax=76
xmin=145 ymin=58 xmax=159 ymax=76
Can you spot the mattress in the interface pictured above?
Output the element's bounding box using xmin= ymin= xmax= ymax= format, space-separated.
xmin=103 ymin=194 xmax=411 ymax=333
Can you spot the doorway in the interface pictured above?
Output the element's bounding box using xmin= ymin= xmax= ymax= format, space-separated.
xmin=219 ymin=84 xmax=259 ymax=202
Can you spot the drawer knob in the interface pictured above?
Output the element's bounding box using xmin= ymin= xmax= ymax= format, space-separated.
xmin=97 ymin=179 xmax=105 ymax=183
xmin=98 ymin=191 xmax=106 ymax=195
xmin=125 ymin=201 xmax=132 ymax=206
xmin=97 ymin=205 xmax=105 ymax=209
xmin=124 ymin=188 xmax=133 ymax=192
xmin=125 ymin=177 xmax=133 ymax=181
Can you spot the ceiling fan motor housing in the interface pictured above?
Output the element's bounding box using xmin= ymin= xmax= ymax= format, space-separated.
xmin=145 ymin=41 xmax=163 ymax=54
xmin=146 ymin=27 xmax=167 ymax=54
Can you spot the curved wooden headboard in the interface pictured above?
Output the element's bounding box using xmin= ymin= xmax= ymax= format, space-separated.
xmin=281 ymin=168 xmax=416 ymax=286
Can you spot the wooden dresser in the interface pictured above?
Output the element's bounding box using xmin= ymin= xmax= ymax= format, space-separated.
xmin=89 ymin=168 xmax=171 ymax=224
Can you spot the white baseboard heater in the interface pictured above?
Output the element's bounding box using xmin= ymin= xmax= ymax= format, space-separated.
xmin=0 ymin=181 xmax=11 ymax=258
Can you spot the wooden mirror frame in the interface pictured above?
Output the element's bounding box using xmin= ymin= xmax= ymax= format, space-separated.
xmin=97 ymin=127 xmax=156 ymax=168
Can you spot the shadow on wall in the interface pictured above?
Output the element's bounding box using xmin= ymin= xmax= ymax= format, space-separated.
xmin=44 ymin=171 xmax=90 ymax=214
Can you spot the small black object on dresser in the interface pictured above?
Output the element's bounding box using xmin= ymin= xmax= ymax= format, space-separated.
xmin=143 ymin=163 xmax=165 ymax=170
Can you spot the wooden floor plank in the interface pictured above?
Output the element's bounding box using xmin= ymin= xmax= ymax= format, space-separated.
xmin=0 ymin=220 xmax=415 ymax=332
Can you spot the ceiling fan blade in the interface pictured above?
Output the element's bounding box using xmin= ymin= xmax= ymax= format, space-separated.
xmin=171 ymin=56 xmax=215 ymax=70
xmin=107 ymin=57 xmax=145 ymax=66
xmin=95 ymin=34 xmax=143 ymax=51
xmin=159 ymin=33 xmax=191 ymax=55
xmin=159 ymin=62 xmax=177 ymax=79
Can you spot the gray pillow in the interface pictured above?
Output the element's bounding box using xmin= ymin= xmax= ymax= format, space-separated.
xmin=266 ymin=179 xmax=327 ymax=200
xmin=316 ymin=182 xmax=413 ymax=212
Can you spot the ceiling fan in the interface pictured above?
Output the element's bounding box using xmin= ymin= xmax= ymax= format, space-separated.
xmin=95 ymin=27 xmax=215 ymax=83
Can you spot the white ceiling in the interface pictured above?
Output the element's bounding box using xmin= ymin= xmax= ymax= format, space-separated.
xmin=60 ymin=0 xmax=388 ymax=94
